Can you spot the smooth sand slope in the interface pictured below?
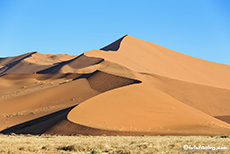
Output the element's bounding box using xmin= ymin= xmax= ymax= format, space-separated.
xmin=68 ymin=82 xmax=230 ymax=135
xmin=144 ymin=73 xmax=230 ymax=117
xmin=0 ymin=35 xmax=230 ymax=136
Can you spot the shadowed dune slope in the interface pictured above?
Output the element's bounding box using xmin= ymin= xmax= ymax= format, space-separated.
xmin=0 ymin=52 xmax=37 ymax=75
xmin=85 ymin=35 xmax=230 ymax=90
xmin=0 ymin=52 xmax=35 ymax=67
xmin=100 ymin=35 xmax=127 ymax=51
xmin=215 ymin=116 xmax=230 ymax=124
xmin=84 ymin=71 xmax=141 ymax=93
xmin=0 ymin=106 xmax=75 ymax=135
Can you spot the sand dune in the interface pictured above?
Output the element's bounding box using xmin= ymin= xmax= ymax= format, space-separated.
xmin=37 ymin=54 xmax=103 ymax=74
xmin=143 ymin=73 xmax=230 ymax=117
xmin=0 ymin=52 xmax=35 ymax=67
xmin=86 ymin=35 xmax=230 ymax=89
xmin=0 ymin=35 xmax=230 ymax=136
xmin=0 ymin=70 xmax=139 ymax=134
xmin=0 ymin=52 xmax=75 ymax=75
xmin=0 ymin=74 xmax=98 ymax=131
xmin=24 ymin=52 xmax=75 ymax=65
xmin=68 ymin=82 xmax=230 ymax=135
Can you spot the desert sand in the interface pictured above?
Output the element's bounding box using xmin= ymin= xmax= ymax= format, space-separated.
xmin=0 ymin=35 xmax=230 ymax=136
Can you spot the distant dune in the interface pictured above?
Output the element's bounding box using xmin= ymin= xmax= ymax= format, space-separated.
xmin=0 ymin=52 xmax=76 ymax=75
xmin=0 ymin=35 xmax=230 ymax=136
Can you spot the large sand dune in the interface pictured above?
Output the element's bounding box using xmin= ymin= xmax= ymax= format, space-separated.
xmin=86 ymin=35 xmax=230 ymax=89
xmin=0 ymin=35 xmax=230 ymax=136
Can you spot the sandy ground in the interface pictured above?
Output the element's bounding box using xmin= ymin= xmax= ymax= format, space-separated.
xmin=0 ymin=134 xmax=229 ymax=154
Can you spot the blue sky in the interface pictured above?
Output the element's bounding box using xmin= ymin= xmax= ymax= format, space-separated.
xmin=0 ymin=0 xmax=229 ymax=64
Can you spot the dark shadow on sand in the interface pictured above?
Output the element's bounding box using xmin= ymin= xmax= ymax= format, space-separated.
xmin=100 ymin=35 xmax=127 ymax=51
xmin=0 ymin=106 xmax=76 ymax=135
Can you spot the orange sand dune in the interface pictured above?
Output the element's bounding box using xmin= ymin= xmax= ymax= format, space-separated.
xmin=24 ymin=52 xmax=75 ymax=65
xmin=0 ymin=52 xmax=35 ymax=66
xmin=86 ymin=35 xmax=230 ymax=89
xmin=37 ymin=54 xmax=103 ymax=74
xmin=0 ymin=70 xmax=139 ymax=133
xmin=143 ymin=73 xmax=230 ymax=117
xmin=1 ymin=35 xmax=230 ymax=136
xmin=0 ymin=52 xmax=75 ymax=75
xmin=0 ymin=74 xmax=98 ymax=130
xmin=68 ymin=82 xmax=230 ymax=135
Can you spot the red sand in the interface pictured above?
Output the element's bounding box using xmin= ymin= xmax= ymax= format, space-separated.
xmin=0 ymin=35 xmax=230 ymax=136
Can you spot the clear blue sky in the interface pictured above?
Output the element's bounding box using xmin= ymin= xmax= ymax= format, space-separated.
xmin=0 ymin=0 xmax=229 ymax=64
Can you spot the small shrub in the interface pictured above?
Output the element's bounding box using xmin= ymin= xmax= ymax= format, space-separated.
xmin=18 ymin=147 xmax=25 ymax=151
xmin=91 ymin=149 xmax=102 ymax=154
xmin=41 ymin=146 xmax=47 ymax=150
xmin=220 ymin=136 xmax=229 ymax=138
xmin=57 ymin=145 xmax=75 ymax=151
xmin=140 ymin=135 xmax=145 ymax=137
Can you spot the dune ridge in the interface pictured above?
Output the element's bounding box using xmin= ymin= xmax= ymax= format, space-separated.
xmin=0 ymin=52 xmax=76 ymax=75
xmin=86 ymin=35 xmax=230 ymax=89
xmin=0 ymin=35 xmax=230 ymax=136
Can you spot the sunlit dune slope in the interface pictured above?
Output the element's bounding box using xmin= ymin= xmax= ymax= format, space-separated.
xmin=37 ymin=54 xmax=103 ymax=74
xmin=86 ymin=35 xmax=230 ymax=89
xmin=143 ymin=73 xmax=230 ymax=117
xmin=67 ymin=82 xmax=230 ymax=135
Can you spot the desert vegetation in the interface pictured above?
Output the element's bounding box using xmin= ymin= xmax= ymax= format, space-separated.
xmin=0 ymin=134 xmax=229 ymax=154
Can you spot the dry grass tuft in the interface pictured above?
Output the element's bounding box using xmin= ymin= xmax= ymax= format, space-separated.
xmin=0 ymin=134 xmax=229 ymax=154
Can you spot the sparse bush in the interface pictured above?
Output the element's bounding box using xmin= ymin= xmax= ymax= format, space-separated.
xmin=140 ymin=134 xmax=145 ymax=137
xmin=91 ymin=149 xmax=102 ymax=154
xmin=57 ymin=145 xmax=75 ymax=151
xmin=220 ymin=135 xmax=230 ymax=138
xmin=18 ymin=147 xmax=25 ymax=151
